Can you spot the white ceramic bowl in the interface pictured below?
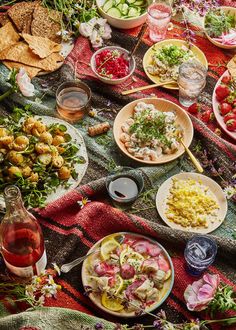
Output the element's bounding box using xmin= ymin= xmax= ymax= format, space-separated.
xmin=96 ymin=0 xmax=147 ymax=29
xmin=90 ymin=46 xmax=136 ymax=85
xmin=204 ymin=6 xmax=236 ymax=50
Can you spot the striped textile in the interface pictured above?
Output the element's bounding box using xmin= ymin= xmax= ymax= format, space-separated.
xmin=0 ymin=1 xmax=236 ymax=329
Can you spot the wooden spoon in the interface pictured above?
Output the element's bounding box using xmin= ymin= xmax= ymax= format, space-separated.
xmin=121 ymin=80 xmax=176 ymax=95
xmin=181 ymin=139 xmax=203 ymax=173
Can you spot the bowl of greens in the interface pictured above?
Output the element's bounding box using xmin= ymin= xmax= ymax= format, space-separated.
xmin=96 ymin=0 xmax=147 ymax=29
xmin=204 ymin=6 xmax=236 ymax=49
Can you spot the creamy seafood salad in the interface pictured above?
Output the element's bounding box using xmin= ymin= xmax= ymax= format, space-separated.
xmin=146 ymin=44 xmax=194 ymax=82
xmin=84 ymin=234 xmax=172 ymax=313
xmin=120 ymin=102 xmax=183 ymax=161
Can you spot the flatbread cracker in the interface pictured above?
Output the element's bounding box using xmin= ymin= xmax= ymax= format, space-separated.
xmin=0 ymin=22 xmax=20 ymax=53
xmin=3 ymin=61 xmax=41 ymax=78
xmin=21 ymin=33 xmax=61 ymax=59
xmin=0 ymin=42 xmax=64 ymax=72
xmin=0 ymin=13 xmax=11 ymax=27
xmin=31 ymin=4 xmax=62 ymax=43
xmin=227 ymin=55 xmax=236 ymax=77
xmin=7 ymin=2 xmax=36 ymax=32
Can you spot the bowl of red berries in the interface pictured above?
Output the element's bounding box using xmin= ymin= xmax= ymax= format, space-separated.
xmin=90 ymin=46 xmax=136 ymax=85
xmin=212 ymin=70 xmax=236 ymax=140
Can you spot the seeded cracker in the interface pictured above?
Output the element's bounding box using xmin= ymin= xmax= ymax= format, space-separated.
xmin=31 ymin=4 xmax=62 ymax=43
xmin=0 ymin=42 xmax=64 ymax=72
xmin=0 ymin=22 xmax=20 ymax=53
xmin=0 ymin=13 xmax=11 ymax=27
xmin=21 ymin=33 xmax=61 ymax=59
xmin=8 ymin=2 xmax=36 ymax=33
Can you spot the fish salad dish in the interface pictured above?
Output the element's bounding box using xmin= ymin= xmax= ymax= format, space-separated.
xmin=83 ymin=233 xmax=173 ymax=315
xmin=120 ymin=102 xmax=183 ymax=161
xmin=146 ymin=44 xmax=194 ymax=82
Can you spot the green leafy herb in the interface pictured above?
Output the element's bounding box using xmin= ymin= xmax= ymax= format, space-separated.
xmin=154 ymin=45 xmax=192 ymax=67
xmin=205 ymin=8 xmax=236 ymax=37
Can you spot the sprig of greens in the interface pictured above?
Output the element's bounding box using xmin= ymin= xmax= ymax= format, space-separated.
xmin=154 ymin=45 xmax=192 ymax=67
xmin=129 ymin=109 xmax=172 ymax=147
xmin=205 ymin=8 xmax=236 ymax=37
xmin=208 ymin=285 xmax=236 ymax=316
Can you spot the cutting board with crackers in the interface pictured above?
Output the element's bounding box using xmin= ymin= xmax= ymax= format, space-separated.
xmin=0 ymin=1 xmax=73 ymax=78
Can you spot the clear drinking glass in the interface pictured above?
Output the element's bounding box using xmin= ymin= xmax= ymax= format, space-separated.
xmin=178 ymin=60 xmax=207 ymax=107
xmin=106 ymin=166 xmax=144 ymax=209
xmin=56 ymin=80 xmax=91 ymax=123
xmin=147 ymin=0 xmax=172 ymax=42
xmin=184 ymin=235 xmax=218 ymax=277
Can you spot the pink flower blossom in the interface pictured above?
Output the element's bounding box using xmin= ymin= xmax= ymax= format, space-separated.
xmin=16 ymin=68 xmax=35 ymax=97
xmin=184 ymin=273 xmax=220 ymax=311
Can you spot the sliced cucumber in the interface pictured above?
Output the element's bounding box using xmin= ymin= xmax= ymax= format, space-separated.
xmin=133 ymin=0 xmax=144 ymax=5
xmin=121 ymin=3 xmax=129 ymax=15
xmin=114 ymin=0 xmax=121 ymax=6
xmin=107 ymin=7 xmax=122 ymax=18
xmin=103 ymin=0 xmax=113 ymax=12
xmin=128 ymin=6 xmax=140 ymax=17
xmin=127 ymin=0 xmax=136 ymax=3
xmin=117 ymin=3 xmax=123 ymax=11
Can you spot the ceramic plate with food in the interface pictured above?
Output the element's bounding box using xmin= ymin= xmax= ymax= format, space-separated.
xmin=143 ymin=39 xmax=208 ymax=89
xmin=156 ymin=173 xmax=227 ymax=234
xmin=212 ymin=70 xmax=236 ymax=140
xmin=0 ymin=114 xmax=88 ymax=208
xmin=113 ymin=98 xmax=193 ymax=164
xmin=82 ymin=232 xmax=174 ymax=317
xmin=204 ymin=6 xmax=236 ymax=49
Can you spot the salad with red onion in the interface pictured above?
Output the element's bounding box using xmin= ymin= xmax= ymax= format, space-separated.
xmin=95 ymin=49 xmax=130 ymax=79
xmin=205 ymin=8 xmax=236 ymax=46
xmin=82 ymin=233 xmax=173 ymax=315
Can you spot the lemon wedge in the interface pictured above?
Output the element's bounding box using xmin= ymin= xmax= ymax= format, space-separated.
xmin=120 ymin=248 xmax=144 ymax=268
xmin=100 ymin=237 xmax=121 ymax=261
xmin=101 ymin=292 xmax=123 ymax=311
xmin=114 ymin=275 xmax=124 ymax=295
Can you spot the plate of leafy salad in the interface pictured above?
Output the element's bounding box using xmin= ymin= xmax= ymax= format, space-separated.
xmin=0 ymin=107 xmax=88 ymax=208
xmin=143 ymin=39 xmax=208 ymax=89
xmin=204 ymin=6 xmax=236 ymax=49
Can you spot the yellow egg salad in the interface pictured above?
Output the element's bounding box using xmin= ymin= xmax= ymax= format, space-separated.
xmin=165 ymin=178 xmax=220 ymax=228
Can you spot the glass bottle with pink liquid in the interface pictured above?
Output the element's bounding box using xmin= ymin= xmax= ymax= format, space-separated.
xmin=0 ymin=186 xmax=47 ymax=277
xmin=147 ymin=0 xmax=172 ymax=42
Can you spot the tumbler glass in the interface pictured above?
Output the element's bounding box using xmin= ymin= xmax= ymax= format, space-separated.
xmin=147 ymin=0 xmax=172 ymax=42
xmin=178 ymin=60 xmax=207 ymax=107
xmin=56 ymin=80 xmax=91 ymax=123
xmin=184 ymin=235 xmax=218 ymax=276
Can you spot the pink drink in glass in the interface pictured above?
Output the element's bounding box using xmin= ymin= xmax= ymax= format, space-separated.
xmin=147 ymin=2 xmax=172 ymax=42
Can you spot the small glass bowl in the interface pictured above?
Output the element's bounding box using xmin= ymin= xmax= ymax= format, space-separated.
xmin=106 ymin=166 xmax=144 ymax=209
xmin=56 ymin=80 xmax=92 ymax=123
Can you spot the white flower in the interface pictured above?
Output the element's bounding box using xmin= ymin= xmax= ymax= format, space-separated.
xmin=100 ymin=24 xmax=112 ymax=40
xmin=77 ymin=197 xmax=91 ymax=209
xmin=223 ymin=186 xmax=236 ymax=199
xmin=46 ymin=275 xmax=55 ymax=285
xmin=79 ymin=22 xmax=94 ymax=38
xmin=52 ymin=262 xmax=61 ymax=276
xmin=90 ymin=29 xmax=103 ymax=48
xmin=16 ymin=68 xmax=34 ymax=97
xmin=41 ymin=283 xmax=58 ymax=298
xmin=78 ymin=17 xmax=112 ymax=48
xmin=35 ymin=295 xmax=45 ymax=306
xmin=96 ymin=17 xmax=107 ymax=26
